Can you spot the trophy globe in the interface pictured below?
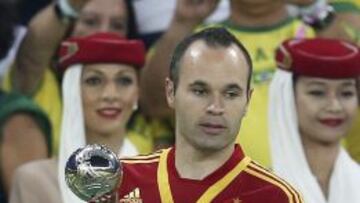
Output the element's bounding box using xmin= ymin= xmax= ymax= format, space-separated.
xmin=65 ymin=144 xmax=122 ymax=201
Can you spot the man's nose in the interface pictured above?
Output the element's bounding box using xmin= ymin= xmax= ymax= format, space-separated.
xmin=206 ymin=95 xmax=225 ymax=115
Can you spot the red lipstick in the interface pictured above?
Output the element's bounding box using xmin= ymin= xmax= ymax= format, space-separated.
xmin=97 ymin=108 xmax=121 ymax=120
xmin=319 ymin=119 xmax=344 ymax=127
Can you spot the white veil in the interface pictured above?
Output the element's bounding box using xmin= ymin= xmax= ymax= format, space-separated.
xmin=58 ymin=64 xmax=87 ymax=203
xmin=269 ymin=69 xmax=360 ymax=203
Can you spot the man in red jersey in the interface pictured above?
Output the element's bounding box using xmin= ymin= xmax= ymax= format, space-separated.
xmin=92 ymin=27 xmax=303 ymax=203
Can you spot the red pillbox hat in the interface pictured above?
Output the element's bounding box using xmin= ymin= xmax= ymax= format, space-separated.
xmin=276 ymin=38 xmax=360 ymax=78
xmin=58 ymin=32 xmax=145 ymax=73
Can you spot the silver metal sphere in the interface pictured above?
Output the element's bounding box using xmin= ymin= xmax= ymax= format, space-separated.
xmin=65 ymin=144 xmax=122 ymax=201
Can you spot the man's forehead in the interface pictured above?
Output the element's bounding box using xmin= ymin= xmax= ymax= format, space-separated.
xmin=180 ymin=41 xmax=248 ymax=74
xmin=183 ymin=40 xmax=246 ymax=63
xmin=185 ymin=40 xmax=231 ymax=54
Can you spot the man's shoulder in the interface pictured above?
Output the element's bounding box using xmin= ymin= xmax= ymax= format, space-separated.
xmin=240 ymin=160 xmax=303 ymax=203
xmin=120 ymin=150 xmax=163 ymax=188
xmin=121 ymin=150 xmax=163 ymax=169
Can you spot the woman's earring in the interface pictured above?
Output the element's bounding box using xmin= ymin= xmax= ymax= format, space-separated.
xmin=132 ymin=103 xmax=138 ymax=111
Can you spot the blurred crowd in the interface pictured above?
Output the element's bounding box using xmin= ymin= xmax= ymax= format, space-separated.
xmin=0 ymin=0 xmax=359 ymax=202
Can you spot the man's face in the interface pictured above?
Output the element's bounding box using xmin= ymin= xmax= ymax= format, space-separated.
xmin=166 ymin=41 xmax=251 ymax=151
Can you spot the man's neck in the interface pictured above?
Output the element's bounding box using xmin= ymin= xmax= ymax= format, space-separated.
xmin=229 ymin=2 xmax=289 ymax=28
xmin=174 ymin=140 xmax=234 ymax=180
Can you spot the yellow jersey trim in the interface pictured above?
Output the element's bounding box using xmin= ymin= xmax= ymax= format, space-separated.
xmin=122 ymin=152 xmax=161 ymax=160
xmin=157 ymin=148 xmax=173 ymax=203
xmin=122 ymin=158 xmax=160 ymax=164
xmin=157 ymin=148 xmax=252 ymax=203
xmin=197 ymin=156 xmax=251 ymax=202
xmin=248 ymin=162 xmax=302 ymax=203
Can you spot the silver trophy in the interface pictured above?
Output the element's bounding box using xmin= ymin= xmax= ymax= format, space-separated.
xmin=65 ymin=144 xmax=122 ymax=201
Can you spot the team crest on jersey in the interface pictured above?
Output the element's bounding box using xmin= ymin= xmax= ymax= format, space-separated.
xmin=119 ymin=187 xmax=143 ymax=203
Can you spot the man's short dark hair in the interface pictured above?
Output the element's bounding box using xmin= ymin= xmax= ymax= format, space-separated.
xmin=169 ymin=27 xmax=253 ymax=92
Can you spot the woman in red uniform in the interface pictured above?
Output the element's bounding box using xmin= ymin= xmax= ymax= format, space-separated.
xmin=269 ymin=38 xmax=360 ymax=203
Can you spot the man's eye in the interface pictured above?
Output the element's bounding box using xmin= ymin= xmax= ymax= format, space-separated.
xmin=192 ymin=88 xmax=207 ymax=96
xmin=225 ymin=91 xmax=240 ymax=99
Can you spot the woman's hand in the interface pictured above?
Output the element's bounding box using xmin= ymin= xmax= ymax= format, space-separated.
xmin=173 ymin=0 xmax=220 ymax=26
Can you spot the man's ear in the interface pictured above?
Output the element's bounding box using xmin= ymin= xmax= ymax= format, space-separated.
xmin=165 ymin=78 xmax=175 ymax=109
xmin=244 ymin=88 xmax=254 ymax=116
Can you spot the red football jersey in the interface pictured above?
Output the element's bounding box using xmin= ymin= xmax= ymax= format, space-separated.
xmin=118 ymin=145 xmax=303 ymax=203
